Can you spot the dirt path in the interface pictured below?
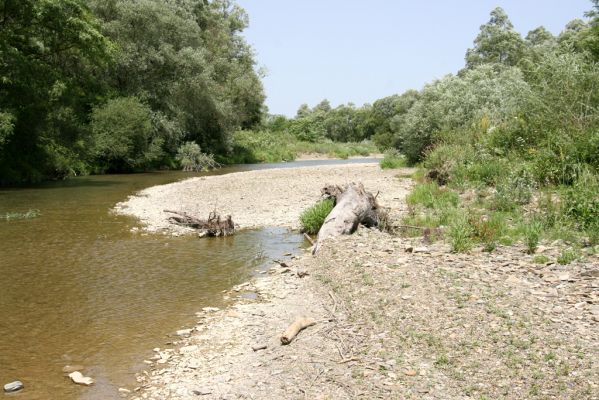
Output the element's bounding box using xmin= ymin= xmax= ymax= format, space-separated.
xmin=121 ymin=165 xmax=598 ymax=400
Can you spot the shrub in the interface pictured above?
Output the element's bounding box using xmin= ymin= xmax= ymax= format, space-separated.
xmin=176 ymin=142 xmax=219 ymax=171
xmin=380 ymin=149 xmax=407 ymax=169
xmin=91 ymin=97 xmax=163 ymax=172
xmin=299 ymin=199 xmax=335 ymax=234
xmin=562 ymin=173 xmax=599 ymax=231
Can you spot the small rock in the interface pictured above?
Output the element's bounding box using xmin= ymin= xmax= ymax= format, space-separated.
xmin=68 ymin=371 xmax=94 ymax=386
xmin=251 ymin=344 xmax=268 ymax=352
xmin=176 ymin=328 xmax=193 ymax=337
xmin=413 ymin=247 xmax=430 ymax=254
xmin=4 ymin=381 xmax=24 ymax=393
xmin=118 ymin=388 xmax=131 ymax=394
xmin=202 ymin=307 xmax=219 ymax=313
xmin=180 ymin=345 xmax=198 ymax=353
xmin=405 ymin=247 xmax=414 ymax=253
xmin=404 ymin=370 xmax=418 ymax=376
xmin=192 ymin=388 xmax=212 ymax=395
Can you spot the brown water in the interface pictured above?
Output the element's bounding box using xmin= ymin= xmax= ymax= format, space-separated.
xmin=0 ymin=159 xmax=378 ymax=399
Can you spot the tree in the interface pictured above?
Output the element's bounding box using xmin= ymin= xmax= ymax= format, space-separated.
xmin=90 ymin=97 xmax=162 ymax=172
xmin=465 ymin=7 xmax=525 ymax=69
xmin=0 ymin=0 xmax=112 ymax=183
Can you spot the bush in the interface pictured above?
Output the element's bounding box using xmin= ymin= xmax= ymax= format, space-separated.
xmin=299 ymin=199 xmax=335 ymax=234
xmin=380 ymin=149 xmax=407 ymax=169
xmin=176 ymin=142 xmax=219 ymax=171
xmin=91 ymin=97 xmax=163 ymax=172
xmin=562 ymin=173 xmax=599 ymax=231
xmin=523 ymin=217 xmax=543 ymax=254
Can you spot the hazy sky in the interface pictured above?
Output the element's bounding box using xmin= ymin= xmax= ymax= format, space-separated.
xmin=236 ymin=0 xmax=592 ymax=116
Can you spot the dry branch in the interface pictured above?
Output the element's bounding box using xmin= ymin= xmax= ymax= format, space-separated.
xmin=164 ymin=210 xmax=235 ymax=237
xmin=280 ymin=317 xmax=316 ymax=345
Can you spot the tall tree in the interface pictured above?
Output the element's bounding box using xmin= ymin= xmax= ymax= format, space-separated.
xmin=0 ymin=0 xmax=112 ymax=183
xmin=465 ymin=7 xmax=525 ymax=69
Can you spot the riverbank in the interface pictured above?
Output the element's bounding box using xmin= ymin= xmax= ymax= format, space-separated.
xmin=115 ymin=163 xmax=408 ymax=234
xmin=120 ymin=164 xmax=598 ymax=400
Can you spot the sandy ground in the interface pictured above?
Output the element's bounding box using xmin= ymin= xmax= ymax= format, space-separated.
xmin=116 ymin=164 xmax=599 ymax=400
xmin=115 ymin=163 xmax=410 ymax=233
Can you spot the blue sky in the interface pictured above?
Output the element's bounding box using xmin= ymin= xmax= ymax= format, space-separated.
xmin=236 ymin=0 xmax=592 ymax=117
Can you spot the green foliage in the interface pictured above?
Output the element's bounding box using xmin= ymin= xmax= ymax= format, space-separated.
xmin=465 ymin=7 xmax=525 ymax=68
xmin=562 ymin=173 xmax=599 ymax=231
xmin=407 ymin=182 xmax=459 ymax=209
xmin=90 ymin=97 xmax=162 ymax=172
xmin=224 ymin=130 xmax=377 ymax=164
xmin=523 ymin=217 xmax=543 ymax=254
xmin=448 ymin=212 xmax=474 ymax=253
xmin=299 ymin=199 xmax=335 ymax=235
xmin=380 ymin=149 xmax=407 ymax=169
xmin=176 ymin=142 xmax=219 ymax=171
xmin=557 ymin=249 xmax=578 ymax=265
xmin=533 ymin=255 xmax=550 ymax=264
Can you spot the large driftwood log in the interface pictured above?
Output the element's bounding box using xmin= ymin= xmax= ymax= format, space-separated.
xmin=313 ymin=182 xmax=380 ymax=254
xmin=164 ymin=210 xmax=235 ymax=237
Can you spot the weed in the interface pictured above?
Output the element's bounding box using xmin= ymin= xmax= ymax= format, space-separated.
xmin=380 ymin=149 xmax=407 ymax=169
xmin=533 ymin=255 xmax=550 ymax=264
xmin=407 ymin=182 xmax=459 ymax=209
xmin=299 ymin=199 xmax=335 ymax=234
xmin=557 ymin=249 xmax=578 ymax=265
xmin=448 ymin=212 xmax=473 ymax=253
xmin=523 ymin=217 xmax=543 ymax=254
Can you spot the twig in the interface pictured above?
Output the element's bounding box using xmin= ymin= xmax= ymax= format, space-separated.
xmin=303 ymin=232 xmax=315 ymax=246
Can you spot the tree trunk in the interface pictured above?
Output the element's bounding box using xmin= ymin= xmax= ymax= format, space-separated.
xmin=312 ymin=182 xmax=380 ymax=254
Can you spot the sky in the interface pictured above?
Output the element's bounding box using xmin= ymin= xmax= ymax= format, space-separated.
xmin=236 ymin=0 xmax=592 ymax=117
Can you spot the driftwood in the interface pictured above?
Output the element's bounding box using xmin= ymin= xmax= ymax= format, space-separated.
xmin=313 ymin=182 xmax=381 ymax=254
xmin=280 ymin=316 xmax=316 ymax=345
xmin=164 ymin=210 xmax=235 ymax=237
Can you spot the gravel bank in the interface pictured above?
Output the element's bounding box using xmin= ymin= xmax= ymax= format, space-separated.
xmin=115 ymin=163 xmax=411 ymax=234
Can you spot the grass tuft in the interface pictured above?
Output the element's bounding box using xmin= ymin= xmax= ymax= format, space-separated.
xmin=299 ymin=199 xmax=335 ymax=235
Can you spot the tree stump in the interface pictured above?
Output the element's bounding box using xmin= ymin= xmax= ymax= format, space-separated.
xmin=164 ymin=210 xmax=235 ymax=237
xmin=313 ymin=182 xmax=381 ymax=254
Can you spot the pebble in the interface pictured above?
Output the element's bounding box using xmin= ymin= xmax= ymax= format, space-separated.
xmin=3 ymin=381 xmax=24 ymax=393
xmin=176 ymin=328 xmax=193 ymax=337
xmin=202 ymin=307 xmax=220 ymax=312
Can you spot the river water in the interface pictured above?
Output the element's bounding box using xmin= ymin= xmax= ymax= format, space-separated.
xmin=0 ymin=159 xmax=378 ymax=399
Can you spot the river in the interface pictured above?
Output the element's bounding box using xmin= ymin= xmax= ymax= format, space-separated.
xmin=0 ymin=159 xmax=378 ymax=399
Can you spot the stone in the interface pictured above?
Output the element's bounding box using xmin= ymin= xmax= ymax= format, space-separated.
xmin=68 ymin=371 xmax=94 ymax=386
xmin=176 ymin=328 xmax=193 ymax=337
xmin=4 ymin=381 xmax=24 ymax=393
xmin=202 ymin=307 xmax=220 ymax=313
xmin=179 ymin=345 xmax=198 ymax=353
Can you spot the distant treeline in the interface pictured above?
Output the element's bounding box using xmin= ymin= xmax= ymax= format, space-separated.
xmin=268 ymin=3 xmax=599 ymax=188
xmin=0 ymin=0 xmax=264 ymax=185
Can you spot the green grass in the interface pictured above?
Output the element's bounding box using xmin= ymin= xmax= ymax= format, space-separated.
xmin=406 ymin=182 xmax=459 ymax=209
xmin=299 ymin=198 xmax=335 ymax=234
xmin=223 ymin=130 xmax=378 ymax=164
xmin=557 ymin=249 xmax=578 ymax=265
xmin=1 ymin=209 xmax=41 ymax=220
xmin=380 ymin=149 xmax=407 ymax=169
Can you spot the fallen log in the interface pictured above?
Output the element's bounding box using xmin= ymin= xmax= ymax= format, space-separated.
xmin=164 ymin=210 xmax=235 ymax=237
xmin=313 ymin=182 xmax=381 ymax=254
xmin=280 ymin=316 xmax=316 ymax=345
